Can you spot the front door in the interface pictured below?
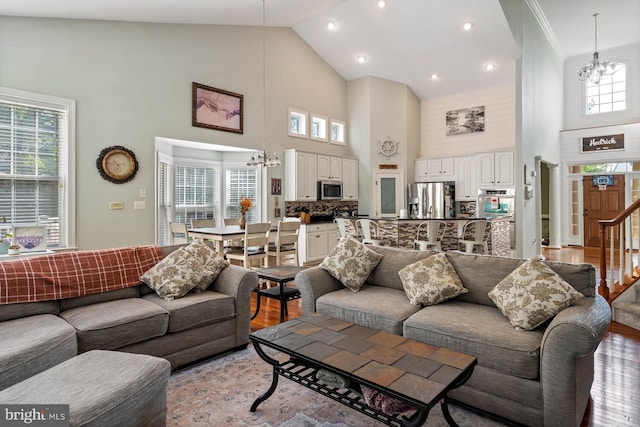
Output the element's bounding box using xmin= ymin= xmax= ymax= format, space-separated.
xmin=583 ymin=175 xmax=625 ymax=247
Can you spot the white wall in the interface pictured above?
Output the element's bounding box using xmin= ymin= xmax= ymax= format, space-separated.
xmin=500 ymin=0 xmax=564 ymax=258
xmin=0 ymin=17 xmax=348 ymax=249
xmin=420 ymin=84 xmax=516 ymax=158
xmin=564 ymin=42 xmax=640 ymax=130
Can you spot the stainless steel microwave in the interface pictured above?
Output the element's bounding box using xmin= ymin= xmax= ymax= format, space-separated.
xmin=317 ymin=181 xmax=343 ymax=200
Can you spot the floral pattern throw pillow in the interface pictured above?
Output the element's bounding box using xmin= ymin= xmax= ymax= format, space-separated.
xmin=398 ymin=253 xmax=468 ymax=306
xmin=184 ymin=240 xmax=229 ymax=291
xmin=319 ymin=236 xmax=383 ymax=292
xmin=488 ymin=257 xmax=585 ymax=330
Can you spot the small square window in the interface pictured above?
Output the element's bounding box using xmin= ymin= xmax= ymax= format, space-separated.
xmin=330 ymin=119 xmax=346 ymax=145
xmin=310 ymin=114 xmax=328 ymax=142
xmin=288 ymin=108 xmax=308 ymax=138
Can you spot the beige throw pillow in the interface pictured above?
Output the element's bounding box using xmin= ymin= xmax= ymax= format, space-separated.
xmin=141 ymin=241 xmax=228 ymax=300
xmin=488 ymin=257 xmax=584 ymax=330
xmin=398 ymin=253 xmax=468 ymax=306
xmin=320 ymin=235 xmax=383 ymax=292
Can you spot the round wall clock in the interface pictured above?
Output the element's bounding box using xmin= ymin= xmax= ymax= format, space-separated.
xmin=96 ymin=146 xmax=138 ymax=184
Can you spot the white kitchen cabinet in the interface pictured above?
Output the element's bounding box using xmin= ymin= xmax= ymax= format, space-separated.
xmin=317 ymin=155 xmax=342 ymax=181
xmin=342 ymin=157 xmax=358 ymax=200
xmin=454 ymin=156 xmax=478 ymax=201
xmin=477 ymin=151 xmax=514 ymax=188
xmin=415 ymin=159 xmax=429 ymax=182
xmin=284 ymin=149 xmax=318 ymax=201
xmin=298 ymin=222 xmax=338 ymax=266
xmin=427 ymin=158 xmax=455 ymax=180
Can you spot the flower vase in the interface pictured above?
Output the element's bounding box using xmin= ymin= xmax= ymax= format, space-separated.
xmin=239 ymin=212 xmax=246 ymax=229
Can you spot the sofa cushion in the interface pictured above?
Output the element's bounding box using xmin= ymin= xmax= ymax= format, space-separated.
xmin=141 ymin=244 xmax=222 ymax=300
xmin=404 ymin=301 xmax=543 ymax=379
xmin=142 ymin=290 xmax=235 ymax=333
xmin=320 ymin=236 xmax=383 ymax=292
xmin=399 ymin=253 xmax=468 ymax=306
xmin=316 ymin=286 xmax=421 ymax=335
xmin=0 ymin=300 xmax=60 ymax=322
xmin=446 ymin=251 xmax=595 ymax=307
xmin=368 ymin=246 xmax=437 ymax=291
xmin=488 ymin=257 xmax=585 ymax=330
xmin=60 ymin=298 xmax=169 ymax=352
xmin=0 ymin=314 xmax=77 ymax=391
xmin=60 ymin=287 xmax=141 ymax=311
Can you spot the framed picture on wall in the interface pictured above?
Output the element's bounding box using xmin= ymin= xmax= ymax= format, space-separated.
xmin=271 ymin=178 xmax=282 ymax=195
xmin=192 ymin=82 xmax=243 ymax=134
xmin=446 ymin=106 xmax=485 ymax=136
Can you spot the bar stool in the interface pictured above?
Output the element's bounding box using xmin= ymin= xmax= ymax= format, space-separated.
xmin=355 ymin=219 xmax=389 ymax=246
xmin=458 ymin=220 xmax=490 ymax=254
xmin=414 ymin=220 xmax=448 ymax=251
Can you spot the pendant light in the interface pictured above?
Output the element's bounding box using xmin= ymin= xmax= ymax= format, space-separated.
xmin=577 ymin=13 xmax=617 ymax=85
xmin=247 ymin=0 xmax=280 ymax=167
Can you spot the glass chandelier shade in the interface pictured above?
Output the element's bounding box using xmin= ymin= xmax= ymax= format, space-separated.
xmin=247 ymin=0 xmax=280 ymax=168
xmin=577 ymin=13 xmax=617 ymax=85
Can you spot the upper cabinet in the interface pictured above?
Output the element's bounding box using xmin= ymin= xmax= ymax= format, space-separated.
xmin=477 ymin=151 xmax=514 ymax=188
xmin=415 ymin=158 xmax=454 ymax=182
xmin=318 ymin=155 xmax=343 ymax=181
xmin=285 ymin=150 xmax=317 ymax=201
xmin=454 ymin=156 xmax=478 ymax=201
xmin=342 ymin=157 xmax=358 ymax=200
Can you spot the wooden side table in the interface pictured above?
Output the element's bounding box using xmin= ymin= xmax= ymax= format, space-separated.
xmin=252 ymin=265 xmax=305 ymax=323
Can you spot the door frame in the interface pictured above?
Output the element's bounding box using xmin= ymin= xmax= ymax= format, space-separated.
xmin=373 ymin=169 xmax=405 ymax=218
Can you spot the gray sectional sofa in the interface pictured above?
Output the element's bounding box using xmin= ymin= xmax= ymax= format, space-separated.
xmin=0 ymin=244 xmax=258 ymax=392
xmin=295 ymin=246 xmax=611 ymax=427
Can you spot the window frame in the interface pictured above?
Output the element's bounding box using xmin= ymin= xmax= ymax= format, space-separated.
xmin=585 ymin=62 xmax=627 ymax=116
xmin=0 ymin=87 xmax=76 ymax=249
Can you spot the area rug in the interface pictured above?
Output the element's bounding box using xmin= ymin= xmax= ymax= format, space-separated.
xmin=166 ymin=346 xmax=508 ymax=427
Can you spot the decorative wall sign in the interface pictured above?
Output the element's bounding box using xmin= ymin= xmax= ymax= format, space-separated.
xmin=378 ymin=137 xmax=399 ymax=160
xmin=581 ymin=134 xmax=624 ymax=152
xmin=12 ymin=225 xmax=47 ymax=252
xmin=192 ymin=82 xmax=243 ymax=134
xmin=446 ymin=106 xmax=485 ymax=136
xmin=271 ymin=178 xmax=281 ymax=195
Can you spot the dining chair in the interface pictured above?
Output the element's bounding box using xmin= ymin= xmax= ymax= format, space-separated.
xmin=190 ymin=218 xmax=215 ymax=228
xmin=222 ymin=217 xmax=242 ymax=248
xmin=169 ymin=222 xmax=189 ymax=244
xmin=458 ymin=220 xmax=490 ymax=254
xmin=414 ymin=220 xmax=448 ymax=251
xmin=225 ymin=222 xmax=271 ymax=269
xmin=355 ymin=219 xmax=388 ymax=246
xmin=269 ymin=220 xmax=300 ymax=266
xmin=223 ymin=218 xmax=240 ymax=226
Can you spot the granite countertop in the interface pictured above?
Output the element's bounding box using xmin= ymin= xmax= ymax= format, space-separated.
xmin=391 ymin=216 xmax=513 ymax=221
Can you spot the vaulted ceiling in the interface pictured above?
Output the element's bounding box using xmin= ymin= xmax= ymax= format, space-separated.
xmin=1 ymin=0 xmax=638 ymax=99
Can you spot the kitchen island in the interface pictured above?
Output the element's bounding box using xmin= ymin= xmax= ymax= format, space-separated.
xmin=375 ymin=216 xmax=512 ymax=257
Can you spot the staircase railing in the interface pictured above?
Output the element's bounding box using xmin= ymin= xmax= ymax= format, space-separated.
xmin=598 ymin=198 xmax=640 ymax=303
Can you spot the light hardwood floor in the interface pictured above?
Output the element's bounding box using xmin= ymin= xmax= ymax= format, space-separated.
xmin=250 ymin=247 xmax=640 ymax=426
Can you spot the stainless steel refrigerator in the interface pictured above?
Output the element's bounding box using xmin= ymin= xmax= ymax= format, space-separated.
xmin=408 ymin=182 xmax=455 ymax=219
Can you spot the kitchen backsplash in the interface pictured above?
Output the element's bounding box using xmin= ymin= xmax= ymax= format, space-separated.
xmin=285 ymin=201 xmax=358 ymax=217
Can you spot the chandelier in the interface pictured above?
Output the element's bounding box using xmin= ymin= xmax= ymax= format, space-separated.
xmin=577 ymin=13 xmax=617 ymax=85
xmin=247 ymin=0 xmax=281 ymax=167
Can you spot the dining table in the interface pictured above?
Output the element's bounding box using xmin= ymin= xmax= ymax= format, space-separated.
xmin=188 ymin=225 xmax=277 ymax=254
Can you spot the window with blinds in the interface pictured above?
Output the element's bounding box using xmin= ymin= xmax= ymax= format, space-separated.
xmin=226 ymin=167 xmax=259 ymax=223
xmin=0 ymin=89 xmax=74 ymax=249
xmin=175 ymin=164 xmax=219 ymax=225
xmin=157 ymin=154 xmax=173 ymax=245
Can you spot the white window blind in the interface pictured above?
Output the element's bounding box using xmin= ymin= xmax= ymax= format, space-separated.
xmin=157 ymin=155 xmax=173 ymax=245
xmin=0 ymin=89 xmax=74 ymax=248
xmin=225 ymin=167 xmax=259 ymax=223
xmin=174 ymin=163 xmax=220 ymax=226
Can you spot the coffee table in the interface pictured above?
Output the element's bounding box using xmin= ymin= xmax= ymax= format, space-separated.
xmin=252 ymin=266 xmax=304 ymax=323
xmin=249 ymin=314 xmax=477 ymax=427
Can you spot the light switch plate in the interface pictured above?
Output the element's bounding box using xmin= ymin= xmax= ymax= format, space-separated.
xmin=110 ymin=201 xmax=124 ymax=210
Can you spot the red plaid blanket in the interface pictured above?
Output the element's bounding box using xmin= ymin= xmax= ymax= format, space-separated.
xmin=0 ymin=245 xmax=164 ymax=305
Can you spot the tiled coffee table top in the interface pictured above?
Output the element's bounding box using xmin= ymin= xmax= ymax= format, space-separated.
xmin=250 ymin=313 xmax=476 ymax=407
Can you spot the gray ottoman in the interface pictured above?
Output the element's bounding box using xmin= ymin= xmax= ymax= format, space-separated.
xmin=0 ymin=350 xmax=171 ymax=426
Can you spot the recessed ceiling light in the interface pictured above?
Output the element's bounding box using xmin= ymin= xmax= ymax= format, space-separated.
xmin=484 ymin=63 xmax=496 ymax=71
xmin=378 ymin=1 xmax=387 ymax=8
xmin=357 ymin=55 xmax=367 ymax=64
xmin=431 ymin=74 xmax=439 ymax=80
xmin=463 ymin=22 xmax=473 ymax=31
xmin=327 ymin=21 xmax=336 ymax=30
